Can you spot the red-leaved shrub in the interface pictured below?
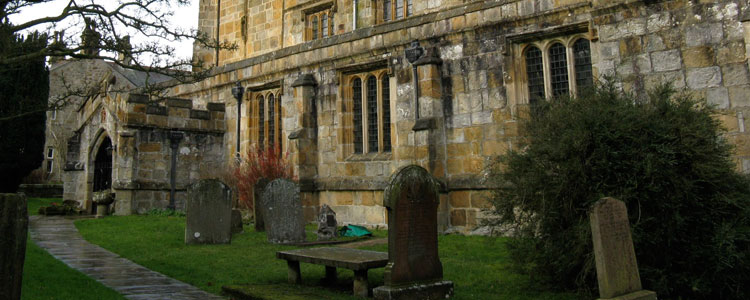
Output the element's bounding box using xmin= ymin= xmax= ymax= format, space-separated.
xmin=233 ymin=146 xmax=295 ymax=209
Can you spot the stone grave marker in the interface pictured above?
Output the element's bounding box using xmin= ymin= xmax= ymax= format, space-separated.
xmin=185 ymin=179 xmax=232 ymax=245
xmin=1 ymin=193 xmax=28 ymax=300
xmin=231 ymin=209 xmax=243 ymax=234
xmin=253 ymin=178 xmax=270 ymax=232
xmin=590 ymin=197 xmax=656 ymax=300
xmin=316 ymin=204 xmax=337 ymax=241
xmin=373 ymin=165 xmax=453 ymax=300
xmin=261 ymin=178 xmax=306 ymax=244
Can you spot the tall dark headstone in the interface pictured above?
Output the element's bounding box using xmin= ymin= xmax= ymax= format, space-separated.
xmin=373 ymin=165 xmax=453 ymax=300
xmin=261 ymin=178 xmax=306 ymax=244
xmin=185 ymin=179 xmax=232 ymax=245
xmin=590 ymin=197 xmax=656 ymax=300
xmin=253 ymin=178 xmax=270 ymax=232
xmin=1 ymin=193 xmax=28 ymax=300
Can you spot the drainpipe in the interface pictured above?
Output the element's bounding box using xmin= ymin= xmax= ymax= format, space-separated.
xmin=168 ymin=131 xmax=184 ymax=210
xmin=405 ymin=40 xmax=424 ymax=120
xmin=216 ymin=0 xmax=221 ymax=66
xmin=353 ymin=0 xmax=357 ymax=30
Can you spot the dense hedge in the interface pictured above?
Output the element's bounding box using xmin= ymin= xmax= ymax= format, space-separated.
xmin=488 ymin=84 xmax=750 ymax=299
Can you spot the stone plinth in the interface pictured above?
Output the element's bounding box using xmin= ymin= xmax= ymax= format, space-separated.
xmin=185 ymin=179 xmax=232 ymax=245
xmin=373 ymin=165 xmax=453 ymax=300
xmin=0 ymin=193 xmax=28 ymax=300
xmin=590 ymin=197 xmax=656 ymax=300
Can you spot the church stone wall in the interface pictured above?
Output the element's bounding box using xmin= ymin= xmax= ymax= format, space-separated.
xmin=175 ymin=0 xmax=750 ymax=233
xmin=65 ymin=91 xmax=226 ymax=214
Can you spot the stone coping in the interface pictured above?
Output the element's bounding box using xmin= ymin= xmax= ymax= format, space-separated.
xmin=276 ymin=247 xmax=388 ymax=270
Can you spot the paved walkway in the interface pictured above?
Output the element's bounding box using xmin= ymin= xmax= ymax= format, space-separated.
xmin=28 ymin=216 xmax=225 ymax=300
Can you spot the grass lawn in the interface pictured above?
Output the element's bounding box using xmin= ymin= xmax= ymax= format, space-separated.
xmin=22 ymin=198 xmax=125 ymax=300
xmin=26 ymin=197 xmax=59 ymax=216
xmin=75 ymin=215 xmax=580 ymax=300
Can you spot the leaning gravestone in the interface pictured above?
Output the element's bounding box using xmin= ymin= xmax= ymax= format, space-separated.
xmin=373 ymin=165 xmax=453 ymax=300
xmin=261 ymin=178 xmax=306 ymax=244
xmin=253 ymin=178 xmax=270 ymax=232
xmin=316 ymin=204 xmax=337 ymax=241
xmin=590 ymin=197 xmax=656 ymax=300
xmin=1 ymin=193 xmax=28 ymax=300
xmin=185 ymin=179 xmax=232 ymax=245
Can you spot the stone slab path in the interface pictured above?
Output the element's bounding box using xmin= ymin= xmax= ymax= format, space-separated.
xmin=29 ymin=216 xmax=225 ymax=300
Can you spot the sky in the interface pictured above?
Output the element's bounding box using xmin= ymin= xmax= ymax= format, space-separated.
xmin=9 ymin=0 xmax=200 ymax=66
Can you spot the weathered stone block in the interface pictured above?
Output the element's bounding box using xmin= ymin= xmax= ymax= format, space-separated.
xmin=651 ymin=49 xmax=682 ymax=72
xmin=707 ymin=87 xmax=730 ymax=109
xmin=449 ymin=191 xmax=470 ymax=208
xmin=686 ymin=66 xmax=722 ymax=89
xmin=722 ymin=64 xmax=750 ymax=87
xmin=450 ymin=209 xmax=466 ymax=226
xmin=682 ymin=46 xmax=715 ymax=68
xmin=728 ymin=86 xmax=750 ymax=107
xmin=686 ymin=23 xmax=723 ymax=47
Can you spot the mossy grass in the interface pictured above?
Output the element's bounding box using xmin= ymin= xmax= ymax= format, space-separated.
xmin=26 ymin=197 xmax=59 ymax=216
xmin=75 ymin=215 xmax=579 ymax=300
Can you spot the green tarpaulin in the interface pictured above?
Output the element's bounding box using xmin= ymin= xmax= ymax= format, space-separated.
xmin=338 ymin=224 xmax=372 ymax=237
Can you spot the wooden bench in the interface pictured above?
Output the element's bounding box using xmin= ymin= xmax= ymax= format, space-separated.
xmin=276 ymin=247 xmax=388 ymax=297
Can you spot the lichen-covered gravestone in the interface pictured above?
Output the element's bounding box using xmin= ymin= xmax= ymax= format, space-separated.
xmin=590 ymin=197 xmax=656 ymax=300
xmin=1 ymin=193 xmax=28 ymax=300
xmin=253 ymin=178 xmax=270 ymax=232
xmin=316 ymin=204 xmax=337 ymax=241
xmin=185 ymin=179 xmax=232 ymax=245
xmin=373 ymin=165 xmax=454 ymax=300
xmin=261 ymin=178 xmax=306 ymax=244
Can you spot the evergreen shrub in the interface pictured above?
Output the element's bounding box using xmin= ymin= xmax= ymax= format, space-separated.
xmin=487 ymin=83 xmax=750 ymax=299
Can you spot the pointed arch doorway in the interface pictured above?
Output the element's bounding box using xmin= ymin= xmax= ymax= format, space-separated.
xmin=92 ymin=137 xmax=112 ymax=214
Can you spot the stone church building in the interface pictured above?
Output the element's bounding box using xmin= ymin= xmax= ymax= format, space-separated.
xmin=58 ymin=0 xmax=750 ymax=233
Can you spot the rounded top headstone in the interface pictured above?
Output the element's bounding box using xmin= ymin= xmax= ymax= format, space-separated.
xmin=384 ymin=165 xmax=441 ymax=208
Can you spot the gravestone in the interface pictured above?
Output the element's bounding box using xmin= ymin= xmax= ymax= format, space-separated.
xmin=231 ymin=209 xmax=243 ymax=234
xmin=185 ymin=179 xmax=232 ymax=245
xmin=590 ymin=197 xmax=656 ymax=300
xmin=261 ymin=178 xmax=306 ymax=244
xmin=316 ymin=204 xmax=337 ymax=241
xmin=373 ymin=165 xmax=453 ymax=300
xmin=253 ymin=178 xmax=270 ymax=232
xmin=1 ymin=193 xmax=28 ymax=300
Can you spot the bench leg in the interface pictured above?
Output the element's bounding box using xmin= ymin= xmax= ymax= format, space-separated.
xmin=353 ymin=269 xmax=369 ymax=297
xmin=287 ymin=261 xmax=301 ymax=284
xmin=325 ymin=266 xmax=337 ymax=284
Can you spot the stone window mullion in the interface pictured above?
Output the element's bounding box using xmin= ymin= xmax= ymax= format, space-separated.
xmin=566 ymin=41 xmax=578 ymax=97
